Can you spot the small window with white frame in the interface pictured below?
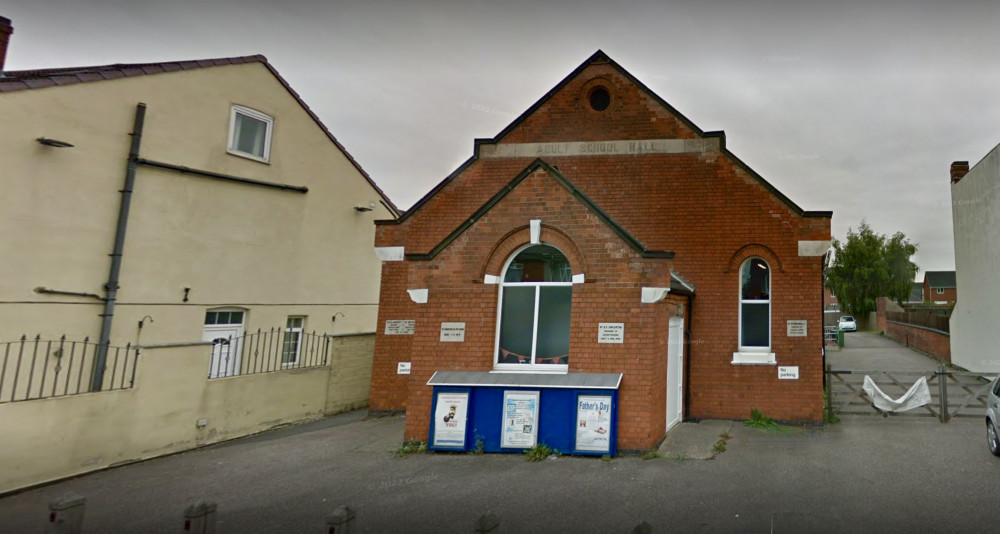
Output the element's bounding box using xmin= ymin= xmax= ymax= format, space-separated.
xmin=733 ymin=257 xmax=775 ymax=365
xmin=282 ymin=316 xmax=305 ymax=365
xmin=936 ymin=288 xmax=944 ymax=295
xmin=228 ymin=105 xmax=273 ymax=162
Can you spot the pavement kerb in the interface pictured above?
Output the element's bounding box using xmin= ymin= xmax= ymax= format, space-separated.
xmin=657 ymin=420 xmax=735 ymax=459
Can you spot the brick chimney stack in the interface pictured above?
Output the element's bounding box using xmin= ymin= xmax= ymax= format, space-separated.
xmin=0 ymin=16 xmax=12 ymax=72
xmin=950 ymin=161 xmax=970 ymax=184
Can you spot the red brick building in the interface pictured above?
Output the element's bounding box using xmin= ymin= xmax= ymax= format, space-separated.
xmin=369 ymin=51 xmax=832 ymax=451
xmin=922 ymin=271 xmax=957 ymax=305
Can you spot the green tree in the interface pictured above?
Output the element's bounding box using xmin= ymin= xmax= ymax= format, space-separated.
xmin=826 ymin=220 xmax=918 ymax=319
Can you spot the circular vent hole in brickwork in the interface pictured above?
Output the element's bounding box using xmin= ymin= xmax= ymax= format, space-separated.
xmin=589 ymin=87 xmax=611 ymax=111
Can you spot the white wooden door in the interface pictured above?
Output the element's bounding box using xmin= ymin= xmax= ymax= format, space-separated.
xmin=203 ymin=324 xmax=243 ymax=378
xmin=666 ymin=316 xmax=685 ymax=431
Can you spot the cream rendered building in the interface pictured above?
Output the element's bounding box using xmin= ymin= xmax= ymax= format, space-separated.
xmin=0 ymin=47 xmax=400 ymax=491
xmin=950 ymin=149 xmax=1000 ymax=373
xmin=0 ymin=54 xmax=396 ymax=354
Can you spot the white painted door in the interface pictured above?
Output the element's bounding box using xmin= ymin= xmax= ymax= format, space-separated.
xmin=203 ymin=324 xmax=243 ymax=378
xmin=666 ymin=316 xmax=685 ymax=431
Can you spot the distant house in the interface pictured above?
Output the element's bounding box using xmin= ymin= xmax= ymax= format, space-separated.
xmin=823 ymin=286 xmax=841 ymax=327
xmin=922 ymin=271 xmax=957 ymax=305
xmin=824 ymin=286 xmax=840 ymax=311
xmin=950 ymin=153 xmax=998 ymax=372
xmin=905 ymin=280 xmax=924 ymax=304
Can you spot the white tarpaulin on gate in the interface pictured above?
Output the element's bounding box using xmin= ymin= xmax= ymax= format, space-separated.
xmin=863 ymin=375 xmax=932 ymax=413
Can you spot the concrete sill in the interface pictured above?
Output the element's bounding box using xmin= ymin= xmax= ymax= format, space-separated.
xmin=731 ymin=352 xmax=776 ymax=365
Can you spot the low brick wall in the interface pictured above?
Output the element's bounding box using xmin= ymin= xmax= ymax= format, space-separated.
xmin=885 ymin=321 xmax=951 ymax=363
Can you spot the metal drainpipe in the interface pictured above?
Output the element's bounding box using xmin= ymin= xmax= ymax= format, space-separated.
xmin=93 ymin=103 xmax=146 ymax=391
xmin=683 ymin=292 xmax=693 ymax=422
xmin=821 ymin=252 xmax=829 ymax=372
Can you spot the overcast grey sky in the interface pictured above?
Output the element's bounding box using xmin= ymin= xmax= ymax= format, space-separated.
xmin=4 ymin=0 xmax=999 ymax=275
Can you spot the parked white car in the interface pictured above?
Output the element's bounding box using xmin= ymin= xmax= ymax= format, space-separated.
xmin=838 ymin=316 xmax=857 ymax=332
xmin=987 ymin=376 xmax=1000 ymax=456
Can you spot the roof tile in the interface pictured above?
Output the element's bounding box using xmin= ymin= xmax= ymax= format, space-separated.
xmin=77 ymin=72 xmax=105 ymax=83
xmin=24 ymin=78 xmax=54 ymax=89
xmin=49 ymin=75 xmax=82 ymax=86
xmin=0 ymin=81 xmax=28 ymax=93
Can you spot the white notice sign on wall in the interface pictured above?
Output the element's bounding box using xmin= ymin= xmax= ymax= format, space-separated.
xmin=778 ymin=366 xmax=799 ymax=380
xmin=598 ymin=323 xmax=625 ymax=344
xmin=786 ymin=320 xmax=807 ymax=337
xmin=440 ymin=322 xmax=466 ymax=342
xmin=385 ymin=320 xmax=415 ymax=335
xmin=397 ymin=362 xmax=411 ymax=375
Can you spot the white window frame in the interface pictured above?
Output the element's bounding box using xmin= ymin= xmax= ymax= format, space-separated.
xmin=936 ymin=288 xmax=945 ymax=295
xmin=282 ymin=316 xmax=305 ymax=365
xmin=227 ymin=105 xmax=274 ymax=163
xmin=733 ymin=257 xmax=776 ymax=365
xmin=493 ymin=244 xmax=572 ymax=373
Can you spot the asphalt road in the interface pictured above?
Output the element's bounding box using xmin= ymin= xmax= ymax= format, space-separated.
xmin=829 ymin=330 xmax=943 ymax=372
xmin=2 ymin=413 xmax=996 ymax=533
xmin=2 ymin=333 xmax=997 ymax=533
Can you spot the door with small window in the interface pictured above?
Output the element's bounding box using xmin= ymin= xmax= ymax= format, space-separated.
xmin=203 ymin=309 xmax=245 ymax=378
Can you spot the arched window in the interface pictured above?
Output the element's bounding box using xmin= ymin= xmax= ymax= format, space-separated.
xmin=495 ymin=244 xmax=572 ymax=369
xmin=739 ymin=258 xmax=771 ymax=351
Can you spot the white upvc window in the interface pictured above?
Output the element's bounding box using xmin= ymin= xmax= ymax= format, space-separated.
xmin=282 ymin=316 xmax=305 ymax=365
xmin=733 ymin=257 xmax=776 ymax=365
xmin=228 ymin=105 xmax=273 ymax=162
xmin=936 ymin=288 xmax=945 ymax=295
xmin=494 ymin=244 xmax=572 ymax=372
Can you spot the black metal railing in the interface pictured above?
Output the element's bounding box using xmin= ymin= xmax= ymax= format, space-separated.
xmin=0 ymin=335 xmax=139 ymax=403
xmin=207 ymin=329 xmax=330 ymax=379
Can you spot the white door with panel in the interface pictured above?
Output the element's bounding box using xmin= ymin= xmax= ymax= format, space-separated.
xmin=666 ymin=316 xmax=685 ymax=431
xmin=202 ymin=309 xmax=245 ymax=378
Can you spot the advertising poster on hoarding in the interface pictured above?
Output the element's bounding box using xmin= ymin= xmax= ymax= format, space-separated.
xmin=501 ymin=390 xmax=539 ymax=448
xmin=575 ymin=394 xmax=612 ymax=453
xmin=432 ymin=391 xmax=469 ymax=448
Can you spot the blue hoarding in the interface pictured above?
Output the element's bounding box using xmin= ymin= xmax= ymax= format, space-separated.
xmin=428 ymin=385 xmax=618 ymax=456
